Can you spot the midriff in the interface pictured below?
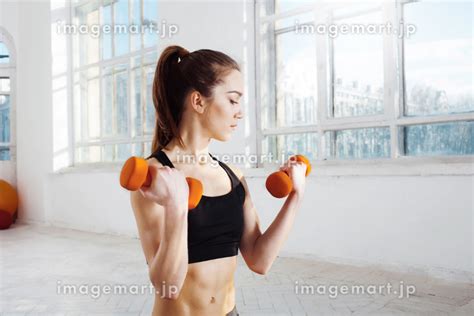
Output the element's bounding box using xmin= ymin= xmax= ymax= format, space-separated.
xmin=152 ymin=255 xmax=237 ymax=316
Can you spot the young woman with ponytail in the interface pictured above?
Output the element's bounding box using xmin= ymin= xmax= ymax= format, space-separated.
xmin=130 ymin=45 xmax=307 ymax=316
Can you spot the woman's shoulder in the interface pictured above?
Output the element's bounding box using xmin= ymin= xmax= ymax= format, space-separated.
xmin=225 ymin=163 xmax=244 ymax=181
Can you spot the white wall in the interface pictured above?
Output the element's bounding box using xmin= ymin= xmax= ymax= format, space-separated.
xmin=0 ymin=0 xmax=472 ymax=283
xmin=0 ymin=0 xmax=53 ymax=222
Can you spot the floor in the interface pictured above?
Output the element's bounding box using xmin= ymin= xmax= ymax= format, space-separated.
xmin=0 ymin=223 xmax=472 ymax=315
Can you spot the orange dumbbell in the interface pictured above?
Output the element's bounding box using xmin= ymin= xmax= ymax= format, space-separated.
xmin=265 ymin=155 xmax=312 ymax=198
xmin=120 ymin=156 xmax=203 ymax=210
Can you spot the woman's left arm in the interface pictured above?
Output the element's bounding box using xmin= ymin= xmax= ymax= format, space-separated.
xmin=229 ymin=161 xmax=307 ymax=275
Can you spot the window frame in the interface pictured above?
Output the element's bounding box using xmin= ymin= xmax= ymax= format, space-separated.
xmin=255 ymin=0 xmax=474 ymax=173
xmin=67 ymin=0 xmax=157 ymax=167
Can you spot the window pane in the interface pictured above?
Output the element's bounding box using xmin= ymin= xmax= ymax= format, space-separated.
xmin=101 ymin=3 xmax=112 ymax=60
xmin=74 ymin=2 xmax=100 ymax=67
xmin=102 ymin=66 xmax=113 ymax=137
xmin=130 ymin=51 xmax=158 ymax=137
xmin=144 ymin=65 xmax=155 ymax=134
xmin=0 ymin=94 xmax=11 ymax=143
xmin=275 ymin=24 xmax=317 ymax=128
xmin=131 ymin=0 xmax=142 ymax=51
xmin=86 ymin=67 xmax=100 ymax=140
xmin=75 ymin=146 xmax=101 ymax=163
xmin=143 ymin=0 xmax=158 ymax=48
xmin=131 ymin=57 xmax=142 ymax=137
xmin=258 ymin=0 xmax=274 ymax=18
xmin=75 ymin=68 xmax=100 ymax=142
xmin=275 ymin=12 xmax=313 ymax=30
xmin=73 ymin=73 xmax=82 ymax=142
xmin=0 ymin=78 xmax=10 ymax=93
xmin=259 ymin=22 xmax=274 ymax=130
xmin=144 ymin=141 xmax=152 ymax=157
xmin=0 ymin=146 xmax=10 ymax=160
xmin=403 ymin=2 xmax=473 ymax=116
xmin=324 ymin=127 xmax=390 ymax=159
xmin=115 ymin=64 xmax=129 ymax=136
xmin=263 ymin=133 xmax=318 ymax=163
xmin=143 ymin=50 xmax=158 ymax=66
xmin=114 ymin=0 xmax=129 ymax=57
xmin=102 ymin=143 xmax=132 ymax=162
xmin=404 ymin=121 xmax=474 ymax=156
xmin=132 ymin=142 xmax=145 ymax=157
xmin=0 ymin=42 xmax=10 ymax=63
xmin=332 ymin=10 xmax=384 ymax=118
xmin=103 ymin=144 xmax=114 ymax=161
xmin=117 ymin=143 xmax=131 ymax=160
xmin=275 ymin=0 xmax=316 ymax=14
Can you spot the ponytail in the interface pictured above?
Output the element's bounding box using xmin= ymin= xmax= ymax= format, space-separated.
xmin=151 ymin=45 xmax=189 ymax=152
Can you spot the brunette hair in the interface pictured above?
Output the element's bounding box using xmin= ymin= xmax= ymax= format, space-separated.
xmin=151 ymin=45 xmax=240 ymax=153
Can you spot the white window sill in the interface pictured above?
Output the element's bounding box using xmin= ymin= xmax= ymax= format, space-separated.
xmin=52 ymin=156 xmax=473 ymax=177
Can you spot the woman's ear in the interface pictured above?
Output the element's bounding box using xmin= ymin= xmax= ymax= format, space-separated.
xmin=189 ymin=90 xmax=206 ymax=114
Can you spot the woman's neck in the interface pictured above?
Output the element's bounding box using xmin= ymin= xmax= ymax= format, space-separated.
xmin=164 ymin=140 xmax=211 ymax=166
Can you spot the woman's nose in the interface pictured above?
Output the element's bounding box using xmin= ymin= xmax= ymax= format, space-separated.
xmin=235 ymin=107 xmax=244 ymax=120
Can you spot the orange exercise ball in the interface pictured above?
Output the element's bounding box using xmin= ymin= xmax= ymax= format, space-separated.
xmin=0 ymin=179 xmax=18 ymax=215
xmin=0 ymin=209 xmax=13 ymax=230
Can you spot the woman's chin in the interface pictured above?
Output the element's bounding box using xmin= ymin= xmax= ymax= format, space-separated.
xmin=214 ymin=133 xmax=232 ymax=142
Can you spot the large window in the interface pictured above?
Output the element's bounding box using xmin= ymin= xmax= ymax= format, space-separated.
xmin=72 ymin=0 xmax=158 ymax=164
xmin=257 ymin=0 xmax=473 ymax=164
xmin=0 ymin=40 xmax=12 ymax=161
xmin=0 ymin=77 xmax=11 ymax=161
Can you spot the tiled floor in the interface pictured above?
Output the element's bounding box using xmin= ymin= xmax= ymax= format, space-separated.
xmin=0 ymin=223 xmax=472 ymax=315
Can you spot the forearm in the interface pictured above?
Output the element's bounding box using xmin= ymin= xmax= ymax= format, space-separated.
xmin=149 ymin=207 xmax=188 ymax=299
xmin=252 ymin=191 xmax=303 ymax=273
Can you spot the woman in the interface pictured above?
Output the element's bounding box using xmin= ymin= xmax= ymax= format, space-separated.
xmin=130 ymin=45 xmax=307 ymax=316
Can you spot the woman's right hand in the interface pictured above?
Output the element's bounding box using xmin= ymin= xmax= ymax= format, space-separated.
xmin=139 ymin=165 xmax=189 ymax=214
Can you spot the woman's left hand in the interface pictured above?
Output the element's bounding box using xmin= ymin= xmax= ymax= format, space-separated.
xmin=279 ymin=156 xmax=307 ymax=196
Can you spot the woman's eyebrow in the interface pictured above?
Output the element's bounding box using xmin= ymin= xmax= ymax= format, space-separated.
xmin=227 ymin=90 xmax=243 ymax=97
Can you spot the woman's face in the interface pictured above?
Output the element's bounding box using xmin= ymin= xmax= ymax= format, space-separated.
xmin=203 ymin=69 xmax=244 ymax=141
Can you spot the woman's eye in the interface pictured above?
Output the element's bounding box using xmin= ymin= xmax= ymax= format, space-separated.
xmin=230 ymin=100 xmax=238 ymax=105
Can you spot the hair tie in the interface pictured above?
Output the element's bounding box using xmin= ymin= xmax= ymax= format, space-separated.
xmin=178 ymin=51 xmax=190 ymax=63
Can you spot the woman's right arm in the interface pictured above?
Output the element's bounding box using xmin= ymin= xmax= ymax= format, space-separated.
xmin=130 ymin=163 xmax=189 ymax=300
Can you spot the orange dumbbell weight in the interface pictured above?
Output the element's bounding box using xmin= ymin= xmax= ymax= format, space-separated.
xmin=120 ymin=156 xmax=203 ymax=209
xmin=265 ymin=155 xmax=311 ymax=198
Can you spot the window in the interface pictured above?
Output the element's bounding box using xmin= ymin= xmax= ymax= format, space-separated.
xmin=0 ymin=78 xmax=11 ymax=160
xmin=0 ymin=37 xmax=12 ymax=161
xmin=257 ymin=0 xmax=473 ymax=165
xmin=72 ymin=0 xmax=158 ymax=164
xmin=400 ymin=0 xmax=473 ymax=157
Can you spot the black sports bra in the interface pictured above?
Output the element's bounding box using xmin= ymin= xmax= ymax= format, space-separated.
xmin=146 ymin=150 xmax=245 ymax=264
